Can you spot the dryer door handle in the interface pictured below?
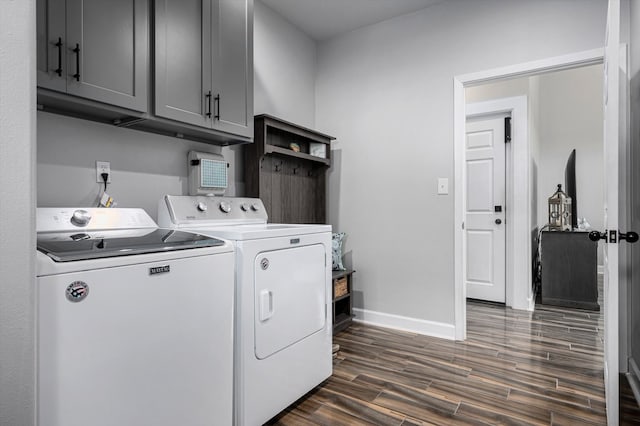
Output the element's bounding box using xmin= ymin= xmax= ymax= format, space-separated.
xmin=259 ymin=289 xmax=274 ymax=322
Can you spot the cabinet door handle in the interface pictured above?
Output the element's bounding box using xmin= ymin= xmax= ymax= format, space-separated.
xmin=54 ymin=37 xmax=63 ymax=76
xmin=205 ymin=91 xmax=212 ymax=118
xmin=72 ymin=43 xmax=80 ymax=81
xmin=214 ymin=94 xmax=220 ymax=120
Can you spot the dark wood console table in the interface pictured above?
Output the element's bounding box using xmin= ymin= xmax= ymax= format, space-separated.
xmin=540 ymin=231 xmax=599 ymax=310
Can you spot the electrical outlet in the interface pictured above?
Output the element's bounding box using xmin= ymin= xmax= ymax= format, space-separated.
xmin=96 ymin=161 xmax=111 ymax=183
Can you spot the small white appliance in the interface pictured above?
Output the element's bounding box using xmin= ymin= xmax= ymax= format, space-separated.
xmin=158 ymin=196 xmax=332 ymax=426
xmin=36 ymin=208 xmax=235 ymax=426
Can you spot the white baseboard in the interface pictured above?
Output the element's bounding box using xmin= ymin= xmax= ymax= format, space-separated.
xmin=352 ymin=308 xmax=456 ymax=340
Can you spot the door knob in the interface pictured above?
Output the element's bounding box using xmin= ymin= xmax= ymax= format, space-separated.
xmin=495 ymin=219 xmax=502 ymax=225
xmin=588 ymin=231 xmax=607 ymax=241
xmin=620 ymin=231 xmax=639 ymax=243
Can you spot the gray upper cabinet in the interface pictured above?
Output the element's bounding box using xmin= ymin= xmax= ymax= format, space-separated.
xmin=37 ymin=0 xmax=67 ymax=93
xmin=37 ymin=0 xmax=149 ymax=112
xmin=154 ymin=0 xmax=211 ymax=128
xmin=155 ymin=0 xmax=253 ymax=139
xmin=214 ymin=0 xmax=253 ymax=138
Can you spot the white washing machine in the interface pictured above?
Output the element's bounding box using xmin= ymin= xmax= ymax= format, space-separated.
xmin=37 ymin=208 xmax=235 ymax=426
xmin=158 ymin=195 xmax=332 ymax=426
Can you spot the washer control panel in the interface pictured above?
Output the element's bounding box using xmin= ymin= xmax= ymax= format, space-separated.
xmin=37 ymin=208 xmax=158 ymax=232
xmin=161 ymin=195 xmax=268 ymax=225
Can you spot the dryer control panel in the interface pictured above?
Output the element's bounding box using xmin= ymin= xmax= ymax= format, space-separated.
xmin=160 ymin=196 xmax=268 ymax=227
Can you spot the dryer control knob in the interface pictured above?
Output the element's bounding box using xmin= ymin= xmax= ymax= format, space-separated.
xmin=219 ymin=201 xmax=232 ymax=213
xmin=250 ymin=203 xmax=260 ymax=212
xmin=197 ymin=202 xmax=208 ymax=212
xmin=240 ymin=203 xmax=249 ymax=212
xmin=71 ymin=209 xmax=91 ymax=227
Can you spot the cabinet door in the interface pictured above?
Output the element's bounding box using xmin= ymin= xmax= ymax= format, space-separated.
xmin=37 ymin=0 xmax=67 ymax=92
xmin=212 ymin=0 xmax=253 ymax=138
xmin=65 ymin=0 xmax=148 ymax=112
xmin=155 ymin=0 xmax=212 ymax=128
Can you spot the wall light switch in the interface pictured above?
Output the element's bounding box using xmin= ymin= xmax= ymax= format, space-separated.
xmin=437 ymin=178 xmax=449 ymax=195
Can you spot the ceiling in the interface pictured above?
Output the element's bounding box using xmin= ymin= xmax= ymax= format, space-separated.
xmin=260 ymin=0 xmax=445 ymax=41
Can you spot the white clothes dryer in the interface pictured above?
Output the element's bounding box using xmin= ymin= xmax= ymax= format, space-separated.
xmin=37 ymin=208 xmax=235 ymax=426
xmin=158 ymin=196 xmax=332 ymax=426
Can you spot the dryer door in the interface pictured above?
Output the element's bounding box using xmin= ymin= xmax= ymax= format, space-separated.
xmin=254 ymin=243 xmax=326 ymax=359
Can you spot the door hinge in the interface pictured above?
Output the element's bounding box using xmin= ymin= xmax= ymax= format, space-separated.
xmin=462 ymin=221 xmax=465 ymax=230
xmin=505 ymin=117 xmax=511 ymax=143
xmin=609 ymin=230 xmax=617 ymax=243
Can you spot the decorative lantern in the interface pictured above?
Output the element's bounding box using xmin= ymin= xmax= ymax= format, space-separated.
xmin=548 ymin=184 xmax=572 ymax=231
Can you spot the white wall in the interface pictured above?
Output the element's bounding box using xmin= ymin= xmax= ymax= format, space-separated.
xmin=537 ymin=65 xmax=604 ymax=237
xmin=0 ymin=1 xmax=37 ymax=425
xmin=254 ymin=0 xmax=317 ymax=128
xmin=37 ymin=0 xmax=318 ymax=219
xmin=466 ymin=78 xmax=531 ymax=103
xmin=316 ymin=0 xmax=607 ymax=326
xmin=37 ymin=112 xmax=239 ymax=219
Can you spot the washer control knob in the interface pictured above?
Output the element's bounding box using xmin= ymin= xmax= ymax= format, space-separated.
xmin=70 ymin=209 xmax=91 ymax=227
xmin=219 ymin=201 xmax=232 ymax=213
xmin=240 ymin=203 xmax=250 ymax=212
xmin=250 ymin=203 xmax=260 ymax=212
xmin=197 ymin=202 xmax=208 ymax=212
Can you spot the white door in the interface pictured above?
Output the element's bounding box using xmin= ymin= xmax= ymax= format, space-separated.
xmin=465 ymin=115 xmax=507 ymax=303
xmin=603 ymin=0 xmax=624 ymax=423
xmin=628 ymin=0 xmax=640 ymax=402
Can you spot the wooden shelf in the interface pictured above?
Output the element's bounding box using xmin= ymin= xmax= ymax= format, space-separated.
xmin=334 ymin=293 xmax=351 ymax=303
xmin=265 ymin=145 xmax=331 ymax=166
xmin=332 ymin=269 xmax=353 ymax=279
xmin=334 ymin=313 xmax=353 ymax=334
xmin=245 ymin=114 xmax=335 ymax=224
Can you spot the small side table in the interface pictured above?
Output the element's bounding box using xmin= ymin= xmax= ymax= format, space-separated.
xmin=332 ymin=269 xmax=355 ymax=334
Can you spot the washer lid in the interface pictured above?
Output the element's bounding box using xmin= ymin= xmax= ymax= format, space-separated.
xmin=37 ymin=229 xmax=226 ymax=262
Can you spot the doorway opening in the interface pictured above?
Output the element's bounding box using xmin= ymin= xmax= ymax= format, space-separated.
xmin=463 ymin=64 xmax=605 ymax=312
xmin=453 ymin=48 xmax=605 ymax=341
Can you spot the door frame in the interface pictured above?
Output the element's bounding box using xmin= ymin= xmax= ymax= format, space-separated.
xmin=465 ymin=99 xmax=524 ymax=308
xmin=453 ymin=48 xmax=604 ymax=340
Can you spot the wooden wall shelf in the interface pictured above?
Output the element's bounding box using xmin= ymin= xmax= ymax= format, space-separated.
xmin=245 ymin=114 xmax=335 ymax=224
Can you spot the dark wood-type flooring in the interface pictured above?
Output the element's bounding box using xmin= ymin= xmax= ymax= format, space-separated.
xmin=268 ymin=298 xmax=640 ymax=425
